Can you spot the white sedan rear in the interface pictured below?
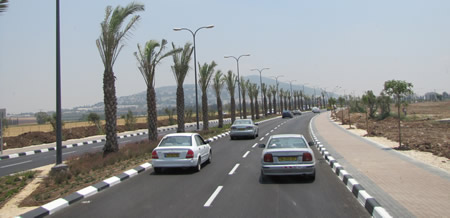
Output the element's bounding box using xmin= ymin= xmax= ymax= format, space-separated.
xmin=151 ymin=133 xmax=212 ymax=173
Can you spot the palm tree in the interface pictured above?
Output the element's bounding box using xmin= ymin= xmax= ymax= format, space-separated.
xmin=224 ymin=71 xmax=237 ymax=123
xmin=198 ymin=61 xmax=217 ymax=130
xmin=171 ymin=42 xmax=194 ymax=133
xmin=279 ymin=88 xmax=284 ymax=111
xmin=96 ymin=2 xmax=144 ymax=154
xmin=253 ymin=83 xmax=260 ymax=119
xmin=284 ymin=90 xmax=288 ymax=110
xmin=248 ymin=82 xmax=255 ymax=120
xmin=267 ymin=86 xmax=273 ymax=114
xmin=134 ymin=39 xmax=181 ymax=141
xmin=261 ymin=83 xmax=268 ymax=116
xmin=0 ymin=0 xmax=8 ymax=13
xmin=270 ymin=85 xmax=277 ymax=114
xmin=288 ymin=91 xmax=292 ymax=110
xmin=240 ymin=77 xmax=248 ymax=118
xmin=212 ymin=70 xmax=224 ymax=128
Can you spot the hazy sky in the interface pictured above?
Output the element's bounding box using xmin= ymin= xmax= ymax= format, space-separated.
xmin=1 ymin=0 xmax=449 ymax=114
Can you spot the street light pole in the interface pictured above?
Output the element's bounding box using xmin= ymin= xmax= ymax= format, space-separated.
xmin=173 ymin=25 xmax=214 ymax=130
xmin=225 ymin=54 xmax=250 ymax=119
xmin=251 ymin=68 xmax=269 ymax=116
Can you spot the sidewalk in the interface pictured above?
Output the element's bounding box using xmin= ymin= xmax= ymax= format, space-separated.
xmin=312 ymin=112 xmax=450 ymax=218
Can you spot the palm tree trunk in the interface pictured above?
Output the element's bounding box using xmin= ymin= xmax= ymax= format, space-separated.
xmin=230 ymin=95 xmax=236 ymax=123
xmin=176 ymin=85 xmax=185 ymax=132
xmin=202 ymin=91 xmax=208 ymax=130
xmin=147 ymin=86 xmax=158 ymax=141
xmin=263 ymin=95 xmax=268 ymax=116
xmin=217 ymin=96 xmax=223 ymax=128
xmin=397 ymin=95 xmax=402 ymax=148
xmin=273 ymin=96 xmax=277 ymax=114
xmin=255 ymin=98 xmax=260 ymax=119
xmin=250 ymin=97 xmax=254 ymax=120
xmin=300 ymin=93 xmax=304 ymax=110
xmin=268 ymin=96 xmax=272 ymax=114
xmin=103 ymin=69 xmax=118 ymax=154
xmin=242 ymin=95 xmax=247 ymax=119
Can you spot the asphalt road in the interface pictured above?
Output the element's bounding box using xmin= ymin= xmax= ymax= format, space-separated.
xmin=0 ymin=121 xmax=231 ymax=177
xmin=50 ymin=113 xmax=369 ymax=218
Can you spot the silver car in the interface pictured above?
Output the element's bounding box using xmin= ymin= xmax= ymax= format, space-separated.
xmin=312 ymin=107 xmax=320 ymax=113
xmin=259 ymin=134 xmax=316 ymax=181
xmin=230 ymin=119 xmax=259 ymax=140
xmin=151 ymin=133 xmax=212 ymax=173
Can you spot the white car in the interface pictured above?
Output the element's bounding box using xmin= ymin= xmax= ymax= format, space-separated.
xmin=259 ymin=134 xmax=316 ymax=181
xmin=151 ymin=133 xmax=212 ymax=173
xmin=230 ymin=119 xmax=259 ymax=140
xmin=312 ymin=107 xmax=320 ymax=113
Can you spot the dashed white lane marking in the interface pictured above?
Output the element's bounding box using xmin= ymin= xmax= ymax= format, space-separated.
xmin=259 ymin=137 xmax=265 ymax=141
xmin=204 ymin=186 xmax=223 ymax=207
xmin=252 ymin=143 xmax=258 ymax=148
xmin=229 ymin=164 xmax=240 ymax=175
xmin=270 ymin=130 xmax=274 ymax=132
xmin=0 ymin=160 xmax=32 ymax=168
xmin=243 ymin=151 xmax=250 ymax=158
xmin=265 ymin=133 xmax=269 ymax=136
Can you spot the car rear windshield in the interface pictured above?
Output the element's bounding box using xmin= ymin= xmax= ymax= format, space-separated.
xmin=234 ymin=120 xmax=252 ymax=125
xmin=159 ymin=136 xmax=192 ymax=147
xmin=266 ymin=137 xmax=307 ymax=149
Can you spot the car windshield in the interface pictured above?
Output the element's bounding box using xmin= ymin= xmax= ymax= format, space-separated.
xmin=234 ymin=120 xmax=252 ymax=125
xmin=159 ymin=136 xmax=192 ymax=147
xmin=266 ymin=137 xmax=307 ymax=149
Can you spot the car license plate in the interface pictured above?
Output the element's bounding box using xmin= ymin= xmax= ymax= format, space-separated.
xmin=278 ymin=156 xmax=297 ymax=161
xmin=165 ymin=153 xmax=179 ymax=158
xmin=238 ymin=128 xmax=245 ymax=130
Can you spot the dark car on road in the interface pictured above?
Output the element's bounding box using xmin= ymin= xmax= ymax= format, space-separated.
xmin=282 ymin=110 xmax=293 ymax=118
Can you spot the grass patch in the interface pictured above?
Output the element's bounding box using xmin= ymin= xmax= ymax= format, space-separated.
xmin=0 ymin=171 xmax=37 ymax=208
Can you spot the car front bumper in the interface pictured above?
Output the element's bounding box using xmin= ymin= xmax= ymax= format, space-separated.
xmin=261 ymin=163 xmax=315 ymax=176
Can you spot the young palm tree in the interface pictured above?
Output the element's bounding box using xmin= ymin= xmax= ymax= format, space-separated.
xmin=171 ymin=42 xmax=194 ymax=132
xmin=270 ymin=85 xmax=277 ymax=114
xmin=212 ymin=70 xmax=224 ymax=128
xmin=261 ymin=83 xmax=268 ymax=116
xmin=96 ymin=2 xmax=144 ymax=154
xmin=224 ymin=70 xmax=237 ymax=123
xmin=198 ymin=61 xmax=217 ymax=130
xmin=284 ymin=90 xmax=289 ymax=110
xmin=267 ymin=86 xmax=273 ymax=114
xmin=248 ymin=82 xmax=255 ymax=120
xmin=253 ymin=83 xmax=260 ymax=119
xmin=134 ymin=39 xmax=181 ymax=141
xmin=279 ymin=88 xmax=284 ymax=111
xmin=288 ymin=91 xmax=292 ymax=110
xmin=240 ymin=77 xmax=248 ymax=118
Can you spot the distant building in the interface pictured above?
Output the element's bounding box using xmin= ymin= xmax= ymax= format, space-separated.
xmin=0 ymin=108 xmax=5 ymax=119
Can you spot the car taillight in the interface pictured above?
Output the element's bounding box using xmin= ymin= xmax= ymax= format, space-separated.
xmin=231 ymin=126 xmax=237 ymax=130
xmin=152 ymin=150 xmax=158 ymax=159
xmin=303 ymin=152 xmax=313 ymax=161
xmin=186 ymin=150 xmax=194 ymax=159
xmin=246 ymin=126 xmax=253 ymax=129
xmin=264 ymin=153 xmax=273 ymax=162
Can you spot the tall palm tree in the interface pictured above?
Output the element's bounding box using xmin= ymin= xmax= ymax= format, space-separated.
xmin=267 ymin=86 xmax=273 ymax=114
xmin=96 ymin=2 xmax=144 ymax=154
xmin=134 ymin=39 xmax=181 ymax=141
xmin=284 ymin=90 xmax=288 ymax=110
xmin=248 ymin=82 xmax=255 ymax=120
xmin=212 ymin=70 xmax=224 ymax=128
xmin=270 ymin=85 xmax=277 ymax=114
xmin=261 ymin=83 xmax=268 ymax=116
xmin=240 ymin=77 xmax=248 ymax=118
xmin=279 ymin=88 xmax=284 ymax=111
xmin=224 ymin=70 xmax=237 ymax=123
xmin=198 ymin=61 xmax=217 ymax=130
xmin=0 ymin=0 xmax=8 ymax=13
xmin=171 ymin=42 xmax=194 ymax=132
xmin=253 ymin=83 xmax=260 ymax=119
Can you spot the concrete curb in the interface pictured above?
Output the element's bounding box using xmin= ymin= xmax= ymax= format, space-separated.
xmin=309 ymin=116 xmax=392 ymax=218
xmin=1 ymin=119 xmax=233 ymax=161
xmin=17 ymin=126 xmax=239 ymax=218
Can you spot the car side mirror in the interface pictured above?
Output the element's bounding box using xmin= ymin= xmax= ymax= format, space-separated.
xmin=205 ymin=139 xmax=212 ymax=144
xmin=255 ymin=123 xmax=259 ymax=126
xmin=308 ymin=141 xmax=315 ymax=146
xmin=258 ymin=143 xmax=265 ymax=148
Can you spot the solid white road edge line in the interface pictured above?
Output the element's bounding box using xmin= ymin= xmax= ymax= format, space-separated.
xmin=243 ymin=151 xmax=250 ymax=158
xmin=0 ymin=160 xmax=32 ymax=168
xmin=204 ymin=186 xmax=223 ymax=207
xmin=228 ymin=164 xmax=240 ymax=175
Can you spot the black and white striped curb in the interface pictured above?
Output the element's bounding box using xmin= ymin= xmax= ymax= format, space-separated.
xmin=309 ymin=117 xmax=392 ymax=218
xmin=17 ymin=126 xmax=240 ymax=218
xmin=1 ymin=119 xmax=235 ymax=161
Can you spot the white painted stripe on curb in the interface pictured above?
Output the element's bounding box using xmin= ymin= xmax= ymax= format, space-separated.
xmin=42 ymin=198 xmax=69 ymax=214
xmin=103 ymin=176 xmax=120 ymax=187
xmin=243 ymin=151 xmax=250 ymax=158
xmin=25 ymin=151 xmax=35 ymax=156
xmin=77 ymin=186 xmax=98 ymax=198
xmin=339 ymin=170 xmax=349 ymax=180
xmin=41 ymin=148 xmax=49 ymax=153
xmin=9 ymin=154 xmax=19 ymax=159
xmin=204 ymin=186 xmax=223 ymax=207
xmin=124 ymin=169 xmax=138 ymax=177
xmin=373 ymin=207 xmax=393 ymax=218
xmin=77 ymin=142 xmax=84 ymax=146
xmin=140 ymin=162 xmax=152 ymax=169
xmin=66 ymin=144 xmax=73 ymax=148
xmin=229 ymin=164 xmax=240 ymax=175
xmin=357 ymin=190 xmax=372 ymax=207
xmin=347 ymin=179 xmax=359 ymax=192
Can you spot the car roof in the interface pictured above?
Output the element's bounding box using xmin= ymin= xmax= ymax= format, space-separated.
xmin=164 ymin=133 xmax=197 ymax=137
xmin=269 ymin=134 xmax=304 ymax=139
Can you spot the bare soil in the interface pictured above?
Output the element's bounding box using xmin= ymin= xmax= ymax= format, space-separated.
xmin=332 ymin=101 xmax=450 ymax=159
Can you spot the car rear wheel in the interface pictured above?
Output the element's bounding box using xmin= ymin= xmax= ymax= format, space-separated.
xmin=194 ymin=158 xmax=202 ymax=172
xmin=206 ymin=151 xmax=212 ymax=164
xmin=308 ymin=170 xmax=316 ymax=182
